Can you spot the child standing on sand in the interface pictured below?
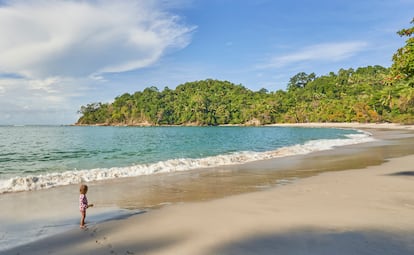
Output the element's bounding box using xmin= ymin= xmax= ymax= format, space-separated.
xmin=79 ymin=184 xmax=93 ymax=229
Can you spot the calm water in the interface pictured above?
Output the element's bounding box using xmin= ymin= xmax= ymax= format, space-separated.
xmin=0 ymin=126 xmax=372 ymax=193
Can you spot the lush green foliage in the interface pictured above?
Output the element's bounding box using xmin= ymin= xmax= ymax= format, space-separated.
xmin=77 ymin=66 xmax=413 ymax=125
xmin=389 ymin=18 xmax=414 ymax=86
xmin=78 ymin=20 xmax=414 ymax=125
xmin=78 ymin=80 xmax=275 ymax=125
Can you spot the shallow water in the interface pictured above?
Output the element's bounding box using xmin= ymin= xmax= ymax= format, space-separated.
xmin=0 ymin=126 xmax=369 ymax=193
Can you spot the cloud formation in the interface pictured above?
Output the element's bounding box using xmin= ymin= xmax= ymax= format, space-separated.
xmin=263 ymin=41 xmax=369 ymax=68
xmin=0 ymin=0 xmax=194 ymax=124
xmin=0 ymin=0 xmax=194 ymax=78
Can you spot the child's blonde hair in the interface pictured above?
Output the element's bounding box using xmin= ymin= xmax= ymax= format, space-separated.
xmin=80 ymin=184 xmax=88 ymax=194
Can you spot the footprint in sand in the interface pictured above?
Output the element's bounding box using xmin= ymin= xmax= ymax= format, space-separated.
xmin=89 ymin=227 xmax=98 ymax=237
xmin=95 ymin=235 xmax=117 ymax=254
xmin=92 ymin=229 xmax=133 ymax=255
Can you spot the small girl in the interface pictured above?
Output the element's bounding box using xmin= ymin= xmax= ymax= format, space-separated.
xmin=79 ymin=184 xmax=93 ymax=229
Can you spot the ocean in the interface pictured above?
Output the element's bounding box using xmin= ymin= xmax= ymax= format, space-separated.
xmin=0 ymin=125 xmax=373 ymax=194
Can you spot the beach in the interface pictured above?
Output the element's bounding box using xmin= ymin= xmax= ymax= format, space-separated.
xmin=2 ymin=123 xmax=414 ymax=255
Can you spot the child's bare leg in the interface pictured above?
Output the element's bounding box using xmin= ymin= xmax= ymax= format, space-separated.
xmin=80 ymin=211 xmax=86 ymax=228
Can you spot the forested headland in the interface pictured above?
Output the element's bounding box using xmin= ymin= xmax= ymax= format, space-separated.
xmin=77 ymin=20 xmax=414 ymax=126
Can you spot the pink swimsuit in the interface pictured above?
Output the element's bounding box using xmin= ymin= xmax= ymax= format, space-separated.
xmin=79 ymin=194 xmax=88 ymax=212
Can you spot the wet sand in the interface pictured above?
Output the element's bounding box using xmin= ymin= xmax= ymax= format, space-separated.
xmin=1 ymin=124 xmax=414 ymax=254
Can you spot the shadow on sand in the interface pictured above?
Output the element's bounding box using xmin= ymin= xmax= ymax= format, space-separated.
xmin=389 ymin=171 xmax=414 ymax=176
xmin=206 ymin=228 xmax=414 ymax=255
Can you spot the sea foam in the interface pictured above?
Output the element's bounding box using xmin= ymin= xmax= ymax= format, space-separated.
xmin=0 ymin=131 xmax=374 ymax=194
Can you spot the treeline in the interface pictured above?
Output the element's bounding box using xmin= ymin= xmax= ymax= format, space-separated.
xmin=77 ymin=67 xmax=413 ymax=125
xmin=77 ymin=20 xmax=414 ymax=125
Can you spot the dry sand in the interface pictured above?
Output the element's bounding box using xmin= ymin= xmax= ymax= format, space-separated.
xmin=3 ymin=123 xmax=414 ymax=255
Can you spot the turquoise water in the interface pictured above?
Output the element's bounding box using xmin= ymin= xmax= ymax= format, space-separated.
xmin=0 ymin=126 xmax=372 ymax=193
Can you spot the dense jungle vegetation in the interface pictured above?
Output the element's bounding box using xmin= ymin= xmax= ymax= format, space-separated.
xmin=77 ymin=20 xmax=414 ymax=125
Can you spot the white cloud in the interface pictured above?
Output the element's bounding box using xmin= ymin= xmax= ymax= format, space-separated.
xmin=262 ymin=41 xmax=369 ymax=68
xmin=0 ymin=0 xmax=195 ymax=78
xmin=0 ymin=76 xmax=96 ymax=124
xmin=0 ymin=0 xmax=194 ymax=124
xmin=0 ymin=77 xmax=70 ymax=107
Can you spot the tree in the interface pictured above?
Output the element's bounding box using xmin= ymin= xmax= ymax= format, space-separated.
xmin=390 ymin=18 xmax=414 ymax=85
xmin=287 ymin=72 xmax=316 ymax=91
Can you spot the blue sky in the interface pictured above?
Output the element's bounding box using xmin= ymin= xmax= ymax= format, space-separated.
xmin=0 ymin=0 xmax=413 ymax=124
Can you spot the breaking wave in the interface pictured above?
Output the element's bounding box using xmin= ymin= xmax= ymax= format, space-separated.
xmin=0 ymin=131 xmax=374 ymax=194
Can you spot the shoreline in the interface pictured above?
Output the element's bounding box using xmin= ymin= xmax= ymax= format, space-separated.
xmin=72 ymin=122 xmax=414 ymax=129
xmin=1 ymin=124 xmax=414 ymax=254
xmin=267 ymin=122 xmax=414 ymax=130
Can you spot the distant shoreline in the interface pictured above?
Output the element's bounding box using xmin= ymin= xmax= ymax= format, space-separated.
xmin=266 ymin=122 xmax=414 ymax=130
xmin=73 ymin=122 xmax=414 ymax=130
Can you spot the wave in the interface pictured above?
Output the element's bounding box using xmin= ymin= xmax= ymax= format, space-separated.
xmin=0 ymin=131 xmax=374 ymax=194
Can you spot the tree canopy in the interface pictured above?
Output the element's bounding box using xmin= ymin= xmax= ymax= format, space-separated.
xmin=389 ymin=18 xmax=414 ymax=86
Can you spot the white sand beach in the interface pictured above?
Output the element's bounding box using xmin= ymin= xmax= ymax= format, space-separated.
xmin=268 ymin=122 xmax=414 ymax=130
xmin=2 ymin=123 xmax=414 ymax=255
